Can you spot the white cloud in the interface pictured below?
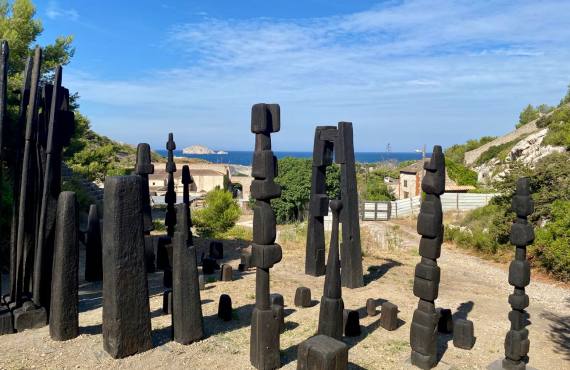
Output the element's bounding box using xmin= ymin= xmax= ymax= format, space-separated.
xmin=46 ymin=1 xmax=79 ymax=21
xmin=69 ymin=0 xmax=570 ymax=151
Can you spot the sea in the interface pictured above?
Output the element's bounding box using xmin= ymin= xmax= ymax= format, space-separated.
xmin=155 ymin=150 xmax=425 ymax=166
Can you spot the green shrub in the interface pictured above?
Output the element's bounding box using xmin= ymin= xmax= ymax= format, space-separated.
xmin=61 ymin=177 xmax=94 ymax=213
xmin=218 ymin=225 xmax=253 ymax=241
xmin=445 ymin=136 xmax=496 ymax=163
xmin=531 ymin=200 xmax=570 ymax=280
xmin=476 ymin=139 xmax=519 ymax=165
xmin=446 ymin=160 xmax=478 ymax=186
xmin=193 ymin=188 xmax=241 ymax=238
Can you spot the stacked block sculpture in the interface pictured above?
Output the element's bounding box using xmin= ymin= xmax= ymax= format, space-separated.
xmin=410 ymin=145 xmax=445 ymax=369
xmin=249 ymin=103 xmax=283 ymax=370
xmin=502 ymin=178 xmax=534 ymax=370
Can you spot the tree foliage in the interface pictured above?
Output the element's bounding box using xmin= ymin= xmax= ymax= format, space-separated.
xmin=359 ymin=169 xmax=395 ymax=201
xmin=445 ymin=136 xmax=496 ymax=164
xmin=446 ymin=159 xmax=477 ymax=186
xmin=193 ymin=188 xmax=241 ymax=238
xmin=516 ymin=104 xmax=540 ymax=128
xmin=271 ymin=157 xmax=340 ymax=224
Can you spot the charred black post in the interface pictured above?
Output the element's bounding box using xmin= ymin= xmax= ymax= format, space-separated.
xmin=8 ymin=56 xmax=32 ymax=308
xmin=249 ymin=103 xmax=282 ymax=370
xmin=0 ymin=40 xmax=13 ymax=335
xmin=336 ymin=122 xmax=363 ymax=289
xmin=317 ymin=199 xmax=344 ymax=340
xmin=84 ymin=205 xmax=103 ymax=282
xmin=306 ymin=126 xmax=335 ymax=277
xmin=305 ymin=123 xmax=363 ymax=288
xmin=34 ymin=65 xmax=75 ymax=315
xmin=165 ymin=133 xmax=177 ymax=238
xmin=181 ymin=165 xmax=194 ymax=244
xmin=410 ymin=145 xmax=446 ymax=369
xmin=14 ymin=47 xmax=42 ymax=312
xmin=172 ymin=203 xmax=203 ymax=344
xmin=502 ymin=178 xmax=534 ymax=370
xmin=49 ymin=192 xmax=79 ymax=341
xmin=102 ymin=176 xmax=152 ymax=359
xmin=135 ymin=143 xmax=155 ymax=234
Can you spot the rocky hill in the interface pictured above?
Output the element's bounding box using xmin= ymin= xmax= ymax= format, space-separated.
xmin=464 ymin=103 xmax=569 ymax=183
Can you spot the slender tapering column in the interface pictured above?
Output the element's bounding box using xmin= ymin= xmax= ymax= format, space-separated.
xmin=336 ymin=122 xmax=364 ymax=289
xmin=165 ymin=133 xmax=177 ymax=237
xmin=49 ymin=192 xmax=79 ymax=341
xmin=250 ymin=103 xmax=282 ymax=370
xmin=172 ymin=203 xmax=203 ymax=344
xmin=306 ymin=126 xmax=336 ymax=277
xmin=317 ymin=199 xmax=344 ymax=340
xmin=135 ymin=143 xmax=155 ymax=233
xmin=181 ymin=165 xmax=194 ymax=244
xmin=14 ymin=47 xmax=42 ymax=308
xmin=0 ymin=41 xmax=7 ymax=299
xmin=410 ymin=145 xmax=445 ymax=369
xmin=34 ymin=65 xmax=75 ymax=313
xmin=502 ymin=178 xmax=534 ymax=370
xmin=9 ymin=56 xmax=32 ymax=305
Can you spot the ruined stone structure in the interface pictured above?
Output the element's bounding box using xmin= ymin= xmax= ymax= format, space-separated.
xmin=49 ymin=192 xmax=79 ymax=341
xmin=306 ymin=123 xmax=363 ymax=288
xmin=410 ymin=145 xmax=445 ymax=369
xmin=249 ymin=103 xmax=283 ymax=370
xmin=502 ymin=178 xmax=534 ymax=370
xmin=317 ymin=199 xmax=344 ymax=340
xmin=102 ymin=176 xmax=152 ymax=358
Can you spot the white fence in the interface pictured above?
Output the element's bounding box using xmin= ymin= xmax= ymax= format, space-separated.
xmin=362 ymin=193 xmax=497 ymax=220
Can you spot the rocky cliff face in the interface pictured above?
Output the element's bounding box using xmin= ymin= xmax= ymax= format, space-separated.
xmin=474 ymin=128 xmax=566 ymax=183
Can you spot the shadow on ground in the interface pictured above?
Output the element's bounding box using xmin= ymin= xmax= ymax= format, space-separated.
xmin=363 ymin=258 xmax=403 ymax=286
xmin=544 ymin=297 xmax=570 ymax=361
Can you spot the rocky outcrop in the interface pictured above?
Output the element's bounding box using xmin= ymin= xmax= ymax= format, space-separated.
xmin=474 ymin=128 xmax=565 ymax=183
xmin=182 ymin=145 xmax=216 ymax=154
xmin=507 ymin=129 xmax=565 ymax=164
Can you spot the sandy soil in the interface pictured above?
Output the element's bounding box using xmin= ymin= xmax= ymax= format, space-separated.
xmin=1 ymin=219 xmax=568 ymax=370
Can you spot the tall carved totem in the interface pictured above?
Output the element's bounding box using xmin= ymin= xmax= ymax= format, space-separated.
xmin=249 ymin=103 xmax=282 ymax=370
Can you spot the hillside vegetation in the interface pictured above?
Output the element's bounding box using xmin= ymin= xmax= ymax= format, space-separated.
xmin=446 ymin=86 xmax=570 ymax=280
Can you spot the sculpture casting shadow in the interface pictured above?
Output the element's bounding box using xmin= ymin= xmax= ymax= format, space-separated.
xmin=363 ymin=258 xmax=403 ymax=286
xmin=437 ymin=300 xmax=475 ymax=362
xmin=544 ymin=297 xmax=570 ymax=361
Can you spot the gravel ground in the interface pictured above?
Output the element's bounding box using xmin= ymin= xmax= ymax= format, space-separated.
xmin=1 ymin=220 xmax=568 ymax=370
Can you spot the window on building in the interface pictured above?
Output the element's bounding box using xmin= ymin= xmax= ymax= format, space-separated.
xmin=404 ymin=180 xmax=408 ymax=187
xmin=404 ymin=191 xmax=409 ymax=198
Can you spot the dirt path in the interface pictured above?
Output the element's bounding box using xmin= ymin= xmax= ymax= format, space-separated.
xmin=1 ymin=221 xmax=568 ymax=369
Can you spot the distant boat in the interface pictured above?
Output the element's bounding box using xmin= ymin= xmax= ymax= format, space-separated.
xmin=216 ymin=150 xmax=228 ymax=155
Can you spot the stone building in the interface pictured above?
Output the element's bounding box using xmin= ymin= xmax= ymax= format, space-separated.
xmin=397 ymin=159 xmax=474 ymax=199
xmin=149 ymin=162 xmax=229 ymax=197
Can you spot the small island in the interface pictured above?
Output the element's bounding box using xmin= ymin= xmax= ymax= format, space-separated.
xmin=182 ymin=145 xmax=227 ymax=155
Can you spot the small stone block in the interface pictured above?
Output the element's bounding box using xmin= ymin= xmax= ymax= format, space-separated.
xmin=453 ymin=319 xmax=475 ymax=350
xmin=202 ymin=258 xmax=220 ymax=275
xmin=380 ymin=302 xmax=399 ymax=331
xmin=271 ymin=293 xmax=285 ymax=307
xmin=297 ymin=334 xmax=348 ymax=370
xmin=437 ymin=308 xmax=453 ymax=334
xmin=418 ymin=233 xmax=443 ymax=260
xmin=209 ymin=241 xmax=224 ymax=259
xmin=220 ymin=264 xmax=233 ymax=281
xmin=250 ymin=179 xmax=282 ymax=200
xmin=508 ymin=293 xmax=529 ymax=310
xmin=218 ymin=294 xmax=232 ymax=321
xmin=241 ymin=251 xmax=253 ymax=269
xmin=366 ymin=298 xmax=377 ymax=317
xmin=238 ymin=263 xmax=246 ymax=272
xmin=343 ymin=310 xmax=361 ymax=337
xmin=295 ymin=287 xmax=312 ymax=307
xmin=163 ymin=289 xmax=173 ymax=314
xmin=13 ymin=302 xmax=47 ymax=332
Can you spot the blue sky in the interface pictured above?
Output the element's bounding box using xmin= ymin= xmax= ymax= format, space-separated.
xmin=35 ymin=0 xmax=570 ymax=152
